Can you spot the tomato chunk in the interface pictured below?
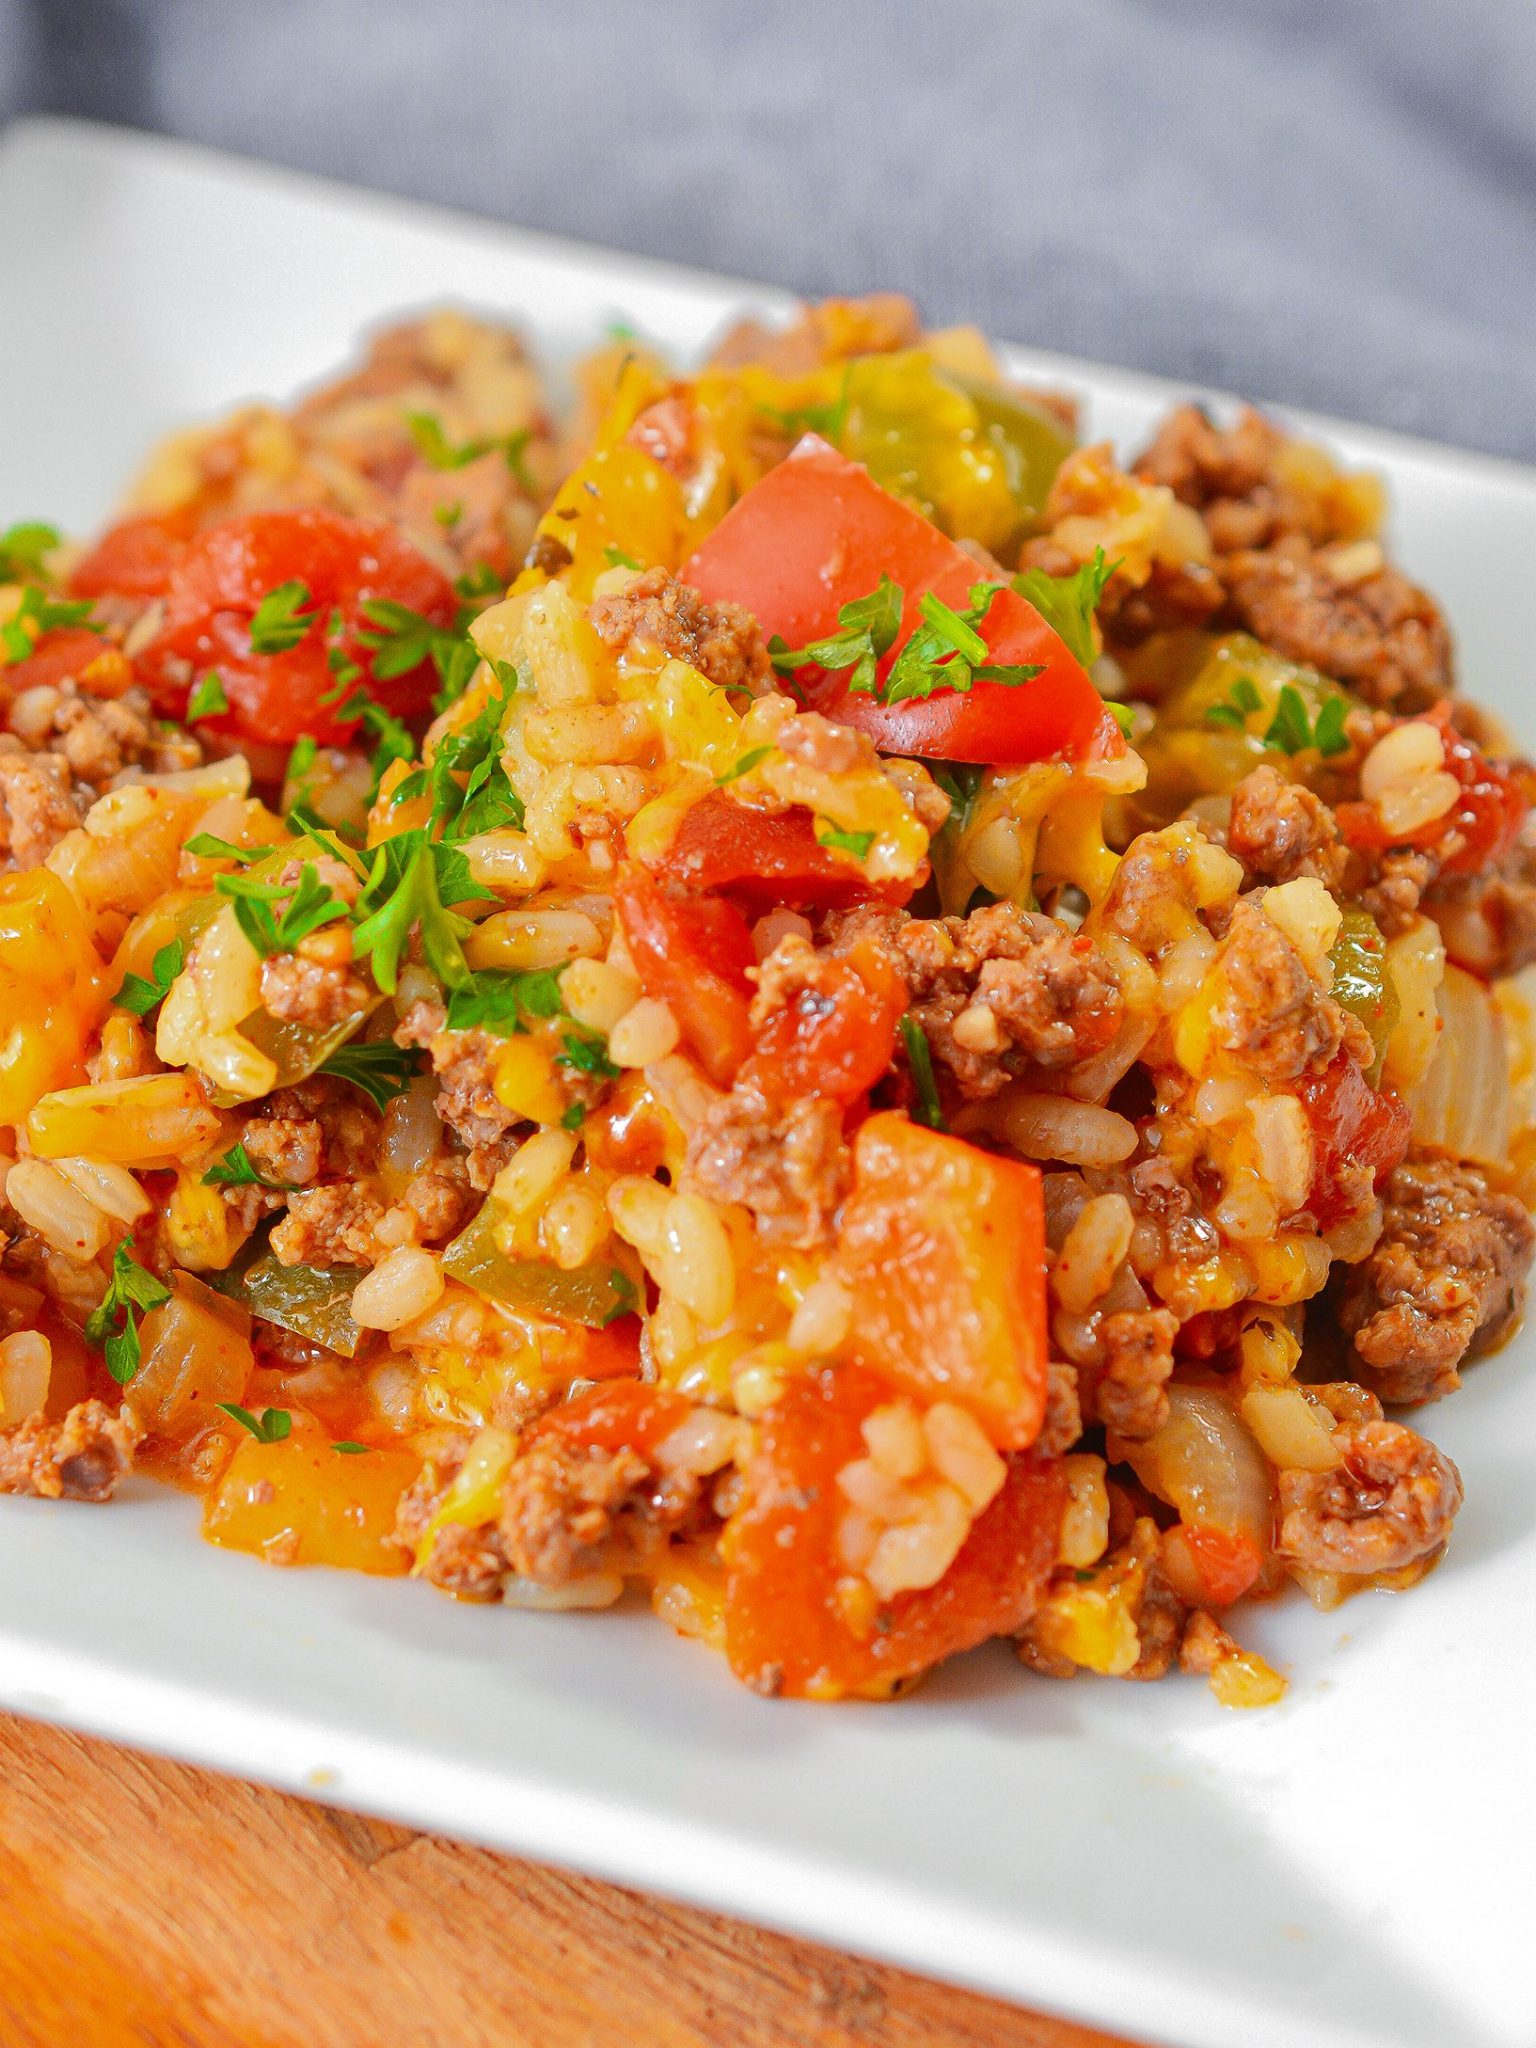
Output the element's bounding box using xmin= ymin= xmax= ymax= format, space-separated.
xmin=1336 ymin=704 xmax=1530 ymax=879
xmin=69 ymin=505 xmax=199 ymax=599
xmin=681 ymin=436 xmax=1114 ymax=764
xmin=1164 ymin=1522 xmax=1263 ymax=1607
xmin=723 ymin=1362 xmax=1066 ymax=1698
xmin=1 ymin=628 xmax=124 ymax=696
xmin=614 ymin=867 xmax=755 ymax=1087
xmin=132 ymin=508 xmax=455 ymax=746
xmin=738 ymin=941 xmax=905 ymax=1110
xmin=1298 ymin=1052 xmax=1411 ymax=1229
xmin=836 ymin=1113 xmax=1049 ymax=1449
xmin=531 ymin=1379 xmax=692 ymax=1458
xmin=650 ymin=789 xmax=914 ymax=912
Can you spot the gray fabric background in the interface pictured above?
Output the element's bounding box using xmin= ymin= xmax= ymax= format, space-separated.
xmin=4 ymin=0 xmax=1535 ymax=461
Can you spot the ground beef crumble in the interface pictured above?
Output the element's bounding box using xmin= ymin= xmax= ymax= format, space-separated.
xmin=1277 ymin=1419 xmax=1463 ymax=1575
xmin=1338 ymin=1148 xmax=1534 ymax=1404
xmin=1224 ymin=764 xmax=1348 ymax=891
xmin=589 ymin=567 xmax=772 ymax=698
xmin=259 ymin=952 xmax=371 ymax=1029
xmin=1206 ymin=896 xmax=1347 ymax=1084
xmin=0 ymin=1400 xmax=140 ymax=1501
xmin=685 ymin=1088 xmax=849 ymax=1249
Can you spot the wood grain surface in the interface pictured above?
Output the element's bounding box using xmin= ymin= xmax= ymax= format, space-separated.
xmin=0 ymin=1711 xmax=1145 ymax=2048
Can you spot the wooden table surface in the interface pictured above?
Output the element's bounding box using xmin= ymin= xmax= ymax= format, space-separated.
xmin=0 ymin=1710 xmax=1145 ymax=2048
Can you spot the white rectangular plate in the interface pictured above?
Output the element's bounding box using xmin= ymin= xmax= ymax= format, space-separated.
xmin=1 ymin=116 xmax=1532 ymax=2048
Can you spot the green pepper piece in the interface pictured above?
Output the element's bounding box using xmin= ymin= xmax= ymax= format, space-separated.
xmin=442 ymin=1198 xmax=637 ymax=1328
xmin=1329 ymin=906 xmax=1399 ymax=1084
xmin=209 ymin=1250 xmax=363 ymax=1358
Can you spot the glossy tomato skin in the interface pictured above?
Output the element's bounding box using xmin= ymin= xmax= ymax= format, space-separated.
xmin=529 ymin=1379 xmax=691 ymax=1458
xmin=681 ymin=436 xmax=1116 ymax=765
xmin=132 ymin=509 xmax=455 ymax=747
xmin=1298 ymin=1052 xmax=1412 ymax=1229
xmin=613 ymin=867 xmax=756 ymax=1087
xmin=737 ymin=942 xmax=905 ymax=1111
xmin=650 ymin=790 xmax=914 ymax=913
xmin=1337 ymin=705 xmax=1529 ymax=881
xmin=69 ymin=505 xmax=199 ymax=599
xmin=723 ymin=1361 xmax=1067 ymax=1699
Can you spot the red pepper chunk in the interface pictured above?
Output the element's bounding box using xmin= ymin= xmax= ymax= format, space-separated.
xmin=1298 ymin=1052 xmax=1411 ymax=1229
xmin=681 ymin=436 xmax=1116 ymax=765
xmin=613 ymin=868 xmax=756 ymax=1087
xmin=738 ymin=941 xmax=907 ymax=1111
xmin=836 ymin=1113 xmax=1050 ymax=1449
xmin=723 ymin=1362 xmax=1067 ymax=1699
xmin=650 ymin=789 xmax=914 ymax=912
xmin=132 ymin=508 xmax=456 ymax=747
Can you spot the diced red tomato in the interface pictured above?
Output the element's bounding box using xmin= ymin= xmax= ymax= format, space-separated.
xmin=737 ymin=941 xmax=905 ymax=1110
xmin=69 ymin=504 xmax=200 ymax=599
xmin=131 ymin=508 xmax=456 ymax=747
xmin=836 ymin=1113 xmax=1049 ymax=1449
xmin=531 ymin=1379 xmax=692 ymax=1459
xmin=681 ymin=436 xmax=1116 ymax=764
xmin=613 ymin=867 xmax=756 ymax=1087
xmin=650 ymin=789 xmax=914 ymax=911
xmin=722 ymin=1361 xmax=1067 ymax=1699
xmin=1 ymin=628 xmax=127 ymax=696
xmin=1298 ymin=1052 xmax=1412 ymax=1229
xmin=567 ymin=1315 xmax=645 ymax=1382
xmin=1337 ymin=704 xmax=1529 ymax=879
xmin=1164 ymin=1522 xmax=1263 ymax=1607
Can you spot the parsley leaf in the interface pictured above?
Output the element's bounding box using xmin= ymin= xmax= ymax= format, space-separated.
xmin=454 ymin=561 xmax=504 ymax=602
xmin=816 ymin=819 xmax=876 ymax=859
xmin=1264 ymin=684 xmax=1349 ymax=757
xmin=900 ymin=1015 xmax=946 ymax=1131
xmin=0 ymin=522 xmax=61 ymax=582
xmin=332 ymin=1440 xmax=371 ymax=1455
xmin=445 ymin=967 xmax=565 ymax=1036
xmin=603 ymin=544 xmax=641 ymax=571
xmin=882 ymin=584 xmax=1042 ymax=705
xmin=284 ymin=734 xmax=320 ymax=809
xmin=350 ymin=832 xmax=477 ymax=993
xmin=406 ymin=412 xmax=535 ymax=490
xmin=1011 ymin=549 xmax=1117 ymax=668
xmin=186 ymin=672 xmax=229 ymax=722
xmin=201 ymin=1143 xmax=291 ymax=1191
xmin=558 ymin=1030 xmax=621 ymax=1079
xmin=560 ymin=1102 xmax=587 ymax=1131
xmin=1203 ymin=675 xmax=1265 ymax=731
xmin=114 ymin=938 xmax=185 ymax=1018
xmin=0 ymin=585 xmax=99 ymax=663
xmin=357 ymin=596 xmax=485 ymax=716
xmin=1312 ymin=695 xmax=1350 ymax=757
xmin=317 ymin=1039 xmax=423 ymax=1110
xmin=761 ymin=366 xmax=852 ymax=446
xmin=248 ymin=579 xmax=316 ymax=655
xmin=85 ymin=1241 xmax=171 ymax=1385
xmin=600 ymin=1268 xmax=639 ymax=1328
xmin=184 ymin=833 xmax=276 ymax=866
xmin=216 ymin=1403 xmax=292 ymax=1444
xmin=715 ymin=745 xmax=774 ymax=786
xmin=770 ymin=574 xmax=904 ymax=699
xmin=1105 ymin=700 xmax=1136 ymax=740
xmin=216 ymin=862 xmax=350 ymax=958
xmin=932 ymin=763 xmax=986 ymax=833
xmin=422 ymin=673 xmax=523 ymax=839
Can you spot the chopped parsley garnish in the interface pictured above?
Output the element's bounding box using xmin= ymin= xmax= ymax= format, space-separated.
xmin=602 ymin=544 xmax=642 ymax=571
xmin=405 ymin=671 xmax=523 ymax=839
xmin=0 ymin=585 xmax=99 ymax=663
xmin=406 ymin=412 xmax=535 ymax=491
xmin=186 ymin=672 xmax=229 ymax=722
xmin=715 ymin=745 xmax=774 ymax=786
xmin=247 ymin=579 xmax=317 ymax=655
xmin=899 ymin=1015 xmax=946 ymax=1131
xmin=1204 ymin=676 xmax=1350 ymax=757
xmin=114 ymin=938 xmax=185 ymax=1018
xmin=770 ymin=574 xmax=903 ymax=699
xmin=557 ymin=1031 xmax=621 ymax=1080
xmin=932 ymin=763 xmax=986 ymax=833
xmin=445 ymin=966 xmax=564 ymax=1034
xmin=0 ymin=522 xmax=61 ymax=582
xmin=332 ymin=1440 xmax=371 ymax=1455
xmin=350 ymin=832 xmax=479 ymax=993
xmin=316 ymin=1038 xmax=423 ymax=1110
xmin=760 ymin=366 xmax=852 ymax=446
xmin=1011 ymin=549 xmax=1117 ymax=668
xmin=184 ymin=833 xmax=276 ymax=865
xmin=560 ymin=1101 xmax=587 ymax=1131
xmin=882 ymin=586 xmax=1042 ymax=704
xmin=217 ymin=861 xmax=351 ymax=959
xmin=600 ymin=1268 xmax=639 ymax=1327
xmin=201 ymin=1143 xmax=291 ymax=1191
xmin=284 ymin=734 xmax=320 ymax=809
xmin=434 ymin=500 xmax=463 ymax=530
xmin=216 ymin=1403 xmax=292 ymax=1444
xmin=1105 ymin=700 xmax=1136 ymax=740
xmin=454 ymin=561 xmax=504 ymax=602
xmin=357 ymin=596 xmax=484 ymax=716
xmin=85 ymin=1241 xmax=171 ymax=1385
xmin=816 ymin=820 xmax=876 ymax=859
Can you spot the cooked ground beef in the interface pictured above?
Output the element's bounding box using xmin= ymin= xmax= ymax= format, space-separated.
xmin=1222 ymin=540 xmax=1453 ymax=714
xmin=0 ymin=744 xmax=83 ymax=867
xmin=1426 ymin=831 xmax=1536 ymax=979
xmin=1134 ymin=404 xmax=1352 ymax=555
xmin=830 ymin=900 xmax=1122 ymax=1100
xmin=1085 ymin=1307 xmax=1179 ymax=1440
xmin=1036 ymin=1361 xmax=1083 ymax=1459
xmin=258 ymin=952 xmax=371 ymax=1029
xmin=1178 ymin=1608 xmax=1243 ymax=1678
xmin=19 ymin=682 xmax=200 ymax=787
xmin=1277 ymin=1419 xmax=1462 ymax=1574
xmin=685 ymin=1087 xmax=849 ymax=1249
xmin=589 ymin=567 xmax=772 ymax=698
xmin=395 ymin=998 xmax=524 ymax=1189
xmin=0 ymin=1400 xmax=139 ymax=1501
xmin=1225 ymin=765 xmax=1348 ymax=891
xmin=399 ymin=1168 xmax=475 ymax=1245
xmin=1206 ymin=896 xmax=1346 ymax=1083
xmin=1338 ymin=1148 xmax=1534 ymax=1404
xmin=269 ymin=1184 xmax=387 ymax=1268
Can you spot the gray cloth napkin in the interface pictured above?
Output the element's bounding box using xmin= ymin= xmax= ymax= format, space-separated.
xmin=5 ymin=0 xmax=1535 ymax=462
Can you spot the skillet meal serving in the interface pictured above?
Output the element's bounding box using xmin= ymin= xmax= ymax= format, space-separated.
xmin=0 ymin=295 xmax=1529 ymax=1706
